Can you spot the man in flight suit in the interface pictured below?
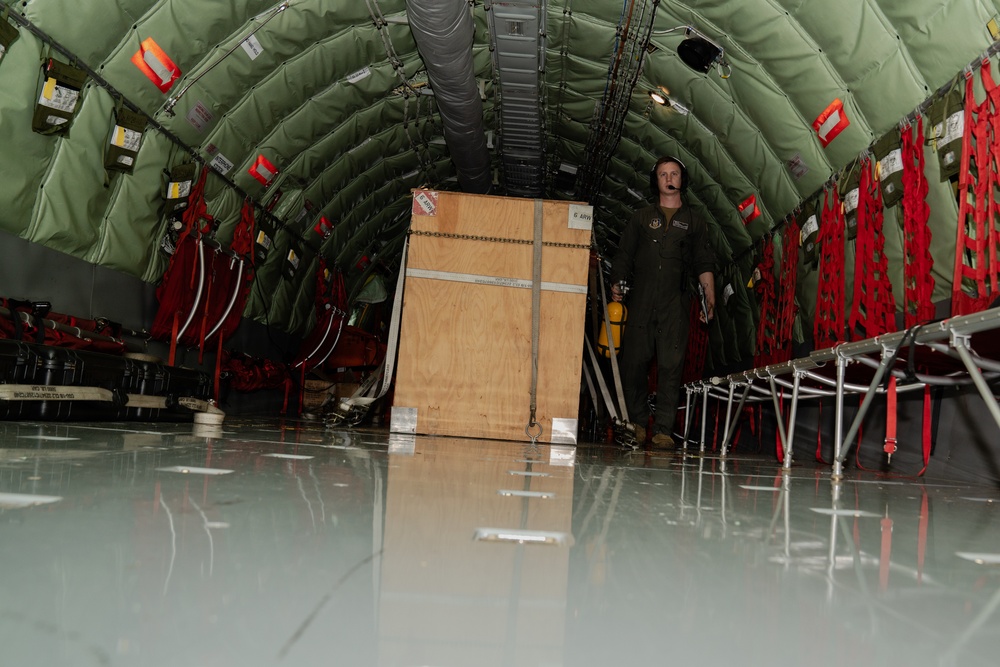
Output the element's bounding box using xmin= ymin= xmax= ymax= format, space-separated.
xmin=610 ymin=156 xmax=716 ymax=449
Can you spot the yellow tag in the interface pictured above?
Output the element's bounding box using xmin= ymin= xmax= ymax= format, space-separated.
xmin=113 ymin=126 xmax=126 ymax=147
xmin=42 ymin=77 xmax=57 ymax=100
xmin=874 ymin=160 xmax=881 ymax=182
xmin=167 ymin=182 xmax=181 ymax=199
xmin=989 ymin=17 xmax=1000 ymax=40
xmin=747 ymin=277 xmax=754 ymax=288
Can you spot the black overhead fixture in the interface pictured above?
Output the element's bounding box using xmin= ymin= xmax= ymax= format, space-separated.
xmin=653 ymin=25 xmax=731 ymax=78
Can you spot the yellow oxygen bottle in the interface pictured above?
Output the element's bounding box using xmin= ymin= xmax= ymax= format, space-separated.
xmin=597 ymin=301 xmax=627 ymax=358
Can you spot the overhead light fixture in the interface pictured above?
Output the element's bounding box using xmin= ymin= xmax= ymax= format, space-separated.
xmin=647 ymin=86 xmax=690 ymax=115
xmin=652 ymin=25 xmax=732 ymax=79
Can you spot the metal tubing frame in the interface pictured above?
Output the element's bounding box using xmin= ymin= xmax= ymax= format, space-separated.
xmin=782 ymin=371 xmax=802 ymax=470
xmin=832 ymin=345 xmax=894 ymax=475
xmin=767 ymin=376 xmax=790 ymax=462
xmin=699 ymin=382 xmax=709 ymax=453
xmin=952 ymin=334 xmax=1000 ymax=434
xmin=681 ymin=385 xmax=694 ymax=450
xmin=680 ymin=306 xmax=1000 ymax=479
xmin=719 ymin=382 xmax=752 ymax=458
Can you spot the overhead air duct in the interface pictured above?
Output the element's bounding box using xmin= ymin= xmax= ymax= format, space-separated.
xmin=406 ymin=0 xmax=493 ymax=194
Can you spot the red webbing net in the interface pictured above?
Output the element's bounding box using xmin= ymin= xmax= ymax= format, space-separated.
xmin=815 ymin=188 xmax=846 ymax=349
xmin=953 ymin=61 xmax=1000 ymax=315
xmin=848 ymin=159 xmax=896 ymax=338
xmin=901 ymin=118 xmax=936 ymax=326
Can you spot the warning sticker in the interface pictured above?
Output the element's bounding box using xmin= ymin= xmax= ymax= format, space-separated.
xmin=568 ymin=204 xmax=593 ymax=230
xmin=256 ymin=230 xmax=272 ymax=249
xmin=843 ymin=187 xmax=860 ymax=214
xmin=800 ymin=214 xmax=819 ymax=241
xmin=131 ymin=37 xmax=181 ymax=93
xmin=934 ymin=111 xmax=964 ymax=146
xmin=38 ymin=79 xmax=79 ymax=113
xmin=412 ymin=190 xmax=439 ymax=216
xmin=166 ymin=180 xmax=192 ymax=200
xmin=186 ymin=100 xmax=214 ymax=132
xmin=110 ymin=126 xmax=142 ymax=151
xmin=878 ymin=148 xmax=903 ymax=178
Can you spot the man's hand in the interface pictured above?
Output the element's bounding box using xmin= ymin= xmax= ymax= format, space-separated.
xmin=697 ymin=272 xmax=716 ymax=323
xmin=610 ymin=283 xmax=623 ymax=302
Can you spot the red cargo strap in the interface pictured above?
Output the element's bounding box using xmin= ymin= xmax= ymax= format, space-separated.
xmin=814 ymin=188 xmax=846 ymax=349
xmin=775 ymin=218 xmax=800 ymax=364
xmin=917 ymin=491 xmax=929 ymax=584
xmin=754 ymin=239 xmax=778 ymax=367
xmin=849 ymin=159 xmax=896 ymax=339
xmin=953 ymin=62 xmax=1000 ymax=315
xmin=880 ymin=514 xmax=893 ymax=592
xmin=901 ymin=119 xmax=935 ymax=326
xmin=917 ymin=384 xmax=932 ymax=476
xmin=775 ymin=388 xmax=785 ymax=464
xmin=883 ymin=375 xmax=898 ymax=459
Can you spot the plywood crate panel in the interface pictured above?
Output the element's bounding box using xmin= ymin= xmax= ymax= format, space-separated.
xmin=392 ymin=190 xmax=592 ymax=442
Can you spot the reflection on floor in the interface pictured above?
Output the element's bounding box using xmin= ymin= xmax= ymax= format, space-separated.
xmin=1 ymin=418 xmax=998 ymax=666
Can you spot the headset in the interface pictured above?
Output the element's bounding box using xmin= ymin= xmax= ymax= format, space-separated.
xmin=649 ymin=155 xmax=688 ymax=196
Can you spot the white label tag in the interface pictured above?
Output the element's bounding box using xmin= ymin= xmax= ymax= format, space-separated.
xmin=116 ymin=155 xmax=134 ymax=167
xmin=287 ymin=249 xmax=300 ymax=269
xmin=167 ymin=180 xmax=192 ymax=200
xmin=45 ymin=115 xmax=68 ymax=125
xmin=568 ymin=204 xmax=593 ymax=230
xmin=723 ymin=283 xmax=734 ymax=305
xmin=801 ymin=214 xmax=819 ymax=241
xmin=879 ymin=148 xmax=903 ymax=178
xmin=0 ymin=44 xmax=7 ymax=60
xmin=844 ymin=187 xmax=860 ymax=214
xmin=818 ymin=110 xmax=841 ymax=140
xmin=241 ymin=35 xmax=264 ymax=60
xmin=110 ymin=126 xmax=143 ymax=151
xmin=38 ymin=80 xmax=79 ymax=113
xmin=256 ymin=231 xmax=272 ymax=249
xmin=186 ymin=100 xmax=214 ymax=132
xmin=209 ymin=152 xmax=234 ymax=175
xmin=346 ymin=66 xmax=371 ymax=84
xmin=255 ymin=162 xmax=275 ymax=182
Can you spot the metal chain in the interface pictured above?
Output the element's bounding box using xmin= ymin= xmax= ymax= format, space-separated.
xmin=409 ymin=229 xmax=589 ymax=249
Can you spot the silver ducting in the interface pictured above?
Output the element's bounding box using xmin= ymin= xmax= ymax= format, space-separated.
xmin=406 ymin=0 xmax=493 ymax=194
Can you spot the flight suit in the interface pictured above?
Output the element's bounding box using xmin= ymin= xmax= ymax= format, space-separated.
xmin=610 ymin=203 xmax=715 ymax=437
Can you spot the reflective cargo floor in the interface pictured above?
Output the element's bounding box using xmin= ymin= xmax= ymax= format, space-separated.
xmin=1 ymin=418 xmax=999 ymax=667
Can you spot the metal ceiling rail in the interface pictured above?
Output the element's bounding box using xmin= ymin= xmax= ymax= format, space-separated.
xmin=680 ymin=307 xmax=1000 ymax=482
xmin=485 ymin=0 xmax=547 ymax=197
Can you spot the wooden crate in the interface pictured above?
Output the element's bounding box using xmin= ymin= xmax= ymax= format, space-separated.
xmin=391 ymin=190 xmax=592 ymax=443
